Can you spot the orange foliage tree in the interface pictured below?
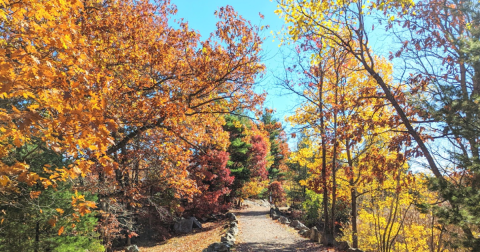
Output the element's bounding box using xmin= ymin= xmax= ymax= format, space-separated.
xmin=0 ymin=0 xmax=266 ymax=247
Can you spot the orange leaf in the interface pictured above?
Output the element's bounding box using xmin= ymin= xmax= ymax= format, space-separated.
xmin=58 ymin=226 xmax=64 ymax=236
xmin=30 ymin=191 xmax=41 ymax=199
xmin=48 ymin=218 xmax=56 ymax=227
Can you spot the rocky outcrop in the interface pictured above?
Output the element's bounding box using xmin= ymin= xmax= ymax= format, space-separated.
xmin=191 ymin=217 xmax=203 ymax=229
xmin=174 ymin=218 xmax=194 ymax=234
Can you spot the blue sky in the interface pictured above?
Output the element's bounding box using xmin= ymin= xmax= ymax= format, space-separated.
xmin=172 ymin=0 xmax=298 ymax=131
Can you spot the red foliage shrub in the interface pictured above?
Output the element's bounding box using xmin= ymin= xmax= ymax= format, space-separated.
xmin=185 ymin=150 xmax=234 ymax=217
xmin=248 ymin=134 xmax=268 ymax=180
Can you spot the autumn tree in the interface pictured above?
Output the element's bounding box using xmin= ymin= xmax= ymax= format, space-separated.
xmin=276 ymin=0 xmax=480 ymax=249
xmin=184 ymin=149 xmax=234 ymax=218
xmin=280 ymin=30 xmax=413 ymax=246
xmin=0 ymin=0 xmax=267 ymax=248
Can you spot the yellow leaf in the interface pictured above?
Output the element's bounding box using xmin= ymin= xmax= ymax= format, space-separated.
xmin=56 ymin=208 xmax=64 ymax=215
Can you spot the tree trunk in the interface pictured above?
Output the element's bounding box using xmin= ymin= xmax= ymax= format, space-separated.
xmin=34 ymin=221 xmax=40 ymax=252
xmin=346 ymin=140 xmax=358 ymax=248
xmin=318 ymin=64 xmax=334 ymax=245
xmin=331 ymin=82 xmax=338 ymax=239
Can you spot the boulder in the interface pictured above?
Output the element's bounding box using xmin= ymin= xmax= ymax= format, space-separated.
xmin=272 ymin=213 xmax=280 ymax=220
xmin=190 ymin=217 xmax=202 ymax=229
xmin=336 ymin=241 xmax=350 ymax=250
xmin=279 ymin=216 xmax=290 ymax=224
xmin=174 ymin=218 xmax=193 ymax=234
xmin=125 ymin=245 xmax=139 ymax=252
xmin=230 ymin=222 xmax=238 ymax=228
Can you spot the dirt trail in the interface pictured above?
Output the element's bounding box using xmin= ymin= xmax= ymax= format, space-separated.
xmin=233 ymin=204 xmax=328 ymax=252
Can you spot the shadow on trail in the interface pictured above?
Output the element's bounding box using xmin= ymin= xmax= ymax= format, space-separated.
xmin=235 ymin=240 xmax=329 ymax=252
xmin=235 ymin=210 xmax=269 ymax=217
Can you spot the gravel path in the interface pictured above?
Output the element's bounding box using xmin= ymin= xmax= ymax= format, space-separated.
xmin=233 ymin=204 xmax=328 ymax=252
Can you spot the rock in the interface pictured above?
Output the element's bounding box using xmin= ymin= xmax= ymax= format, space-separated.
xmin=290 ymin=220 xmax=300 ymax=228
xmin=279 ymin=216 xmax=290 ymax=224
xmin=335 ymin=241 xmax=350 ymax=250
xmin=272 ymin=213 xmax=280 ymax=220
xmin=295 ymin=222 xmax=307 ymax=230
xmin=125 ymin=245 xmax=139 ymax=252
xmin=310 ymin=227 xmax=322 ymax=243
xmin=336 ymin=241 xmax=350 ymax=250
xmin=270 ymin=208 xmax=275 ymax=218
xmin=347 ymin=248 xmax=364 ymax=252
xmin=174 ymin=218 xmax=193 ymax=234
xmin=290 ymin=220 xmax=307 ymax=230
xmin=230 ymin=222 xmax=238 ymax=228
xmin=190 ymin=217 xmax=202 ymax=229
xmin=298 ymin=229 xmax=308 ymax=236
xmin=225 ymin=213 xmax=237 ymax=221
xmin=228 ymin=225 xmax=239 ymax=236
xmin=204 ymin=242 xmax=231 ymax=252
xmin=304 ymin=228 xmax=312 ymax=238
xmin=221 ymin=232 xmax=236 ymax=244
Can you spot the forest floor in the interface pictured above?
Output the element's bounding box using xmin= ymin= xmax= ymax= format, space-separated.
xmin=126 ymin=221 xmax=227 ymax=252
xmin=233 ymin=204 xmax=336 ymax=252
